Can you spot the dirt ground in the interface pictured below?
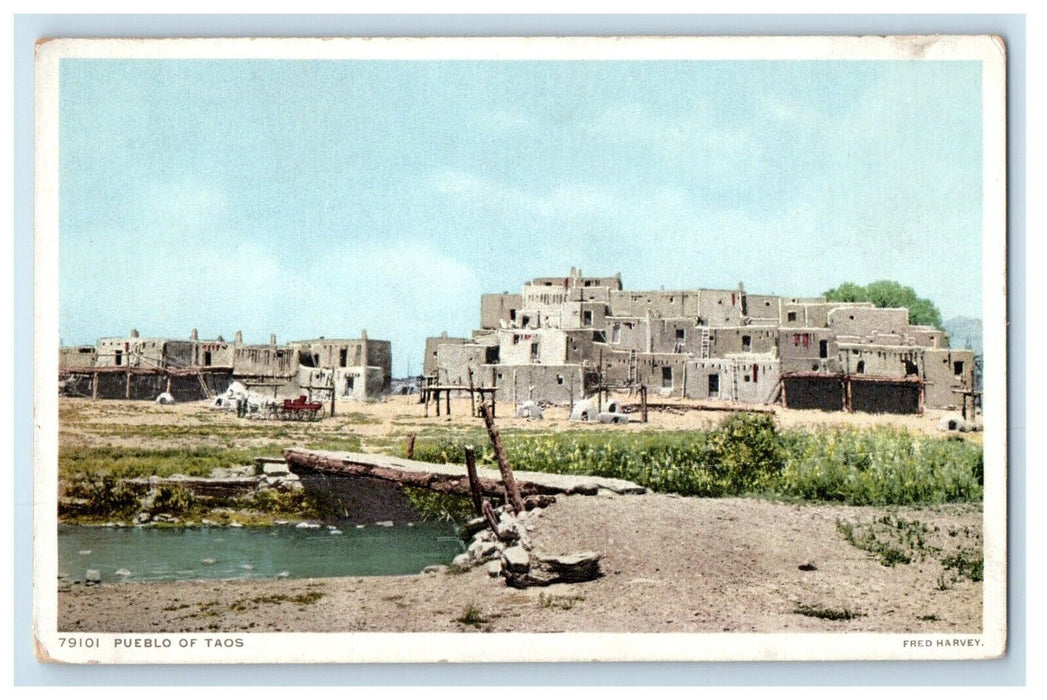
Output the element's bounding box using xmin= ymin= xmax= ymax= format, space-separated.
xmin=54 ymin=395 xmax=984 ymax=634
xmin=58 ymin=495 xmax=982 ymax=634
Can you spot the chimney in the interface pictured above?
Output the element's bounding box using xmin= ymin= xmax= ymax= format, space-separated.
xmin=235 ymin=330 xmax=243 ymax=345
xmin=270 ymin=333 xmax=277 ymax=347
xmin=361 ymin=329 xmax=368 ymax=341
xmin=191 ymin=328 xmax=198 ymax=341
xmin=130 ymin=328 xmax=139 ymax=338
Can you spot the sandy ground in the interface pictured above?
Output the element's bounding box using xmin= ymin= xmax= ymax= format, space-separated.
xmin=55 ymin=395 xmax=983 ymax=634
xmin=58 ymin=495 xmax=982 ymax=634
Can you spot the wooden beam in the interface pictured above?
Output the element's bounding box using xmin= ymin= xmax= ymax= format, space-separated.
xmin=479 ymin=402 xmax=524 ymax=514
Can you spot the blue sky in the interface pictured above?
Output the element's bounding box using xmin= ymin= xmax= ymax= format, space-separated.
xmin=59 ymin=59 xmax=983 ymax=375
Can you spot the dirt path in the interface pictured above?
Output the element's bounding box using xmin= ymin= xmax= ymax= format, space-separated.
xmin=58 ymin=494 xmax=982 ymax=634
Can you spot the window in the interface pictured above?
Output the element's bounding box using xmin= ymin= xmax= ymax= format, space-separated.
xmin=819 ymin=340 xmax=828 ymax=359
xmin=856 ymin=360 xmax=865 ymax=374
xmin=611 ymin=324 xmax=621 ymax=343
xmin=662 ymin=366 xmax=673 ymax=388
xmin=708 ymin=374 xmax=719 ymax=397
xmin=114 ymin=350 xmax=123 ymax=366
xmin=339 ymin=348 xmax=348 ymax=368
xmin=954 ymin=361 xmax=965 ymax=377
xmin=753 ymin=365 xmax=759 ymax=382
xmin=583 ymin=310 xmax=593 ymax=327
xmin=557 ymin=374 xmax=564 ymax=385
xmin=787 ymin=311 xmax=797 ymax=322
xmin=203 ymin=351 xmax=212 ymax=367
xmin=742 ymin=335 xmax=752 ymax=352
xmin=509 ymin=309 xmax=517 ymax=321
xmin=676 ymin=328 xmax=685 ymax=340
xmin=531 ymin=343 xmax=539 ymax=360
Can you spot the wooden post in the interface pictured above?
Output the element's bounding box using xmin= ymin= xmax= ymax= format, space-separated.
xmin=406 ymin=434 xmax=416 ymax=460
xmin=641 ymin=383 xmax=648 ymax=423
xmin=479 ymin=402 xmax=523 ymax=514
xmin=445 ymin=387 xmax=451 ymax=416
xmin=330 ymin=373 xmax=337 ymax=418
xmin=125 ymin=369 xmax=132 ymax=399
xmin=467 ymin=367 xmax=476 ymax=417
xmin=464 ymin=446 xmax=484 ymax=516
xmin=424 ymin=387 xmax=430 ymax=417
xmin=91 ymin=372 xmax=98 ymax=400
xmin=435 ymin=388 xmax=441 ymax=416
xmin=166 ymin=376 xmax=172 ymax=394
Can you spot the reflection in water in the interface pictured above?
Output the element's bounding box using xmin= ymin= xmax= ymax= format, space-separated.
xmin=58 ymin=523 xmax=464 ymax=584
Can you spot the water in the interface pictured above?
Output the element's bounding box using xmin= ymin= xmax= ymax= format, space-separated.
xmin=58 ymin=523 xmax=465 ymax=584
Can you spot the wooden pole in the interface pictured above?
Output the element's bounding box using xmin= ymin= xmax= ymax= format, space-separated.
xmin=467 ymin=366 xmax=476 ymax=417
xmin=406 ymin=434 xmax=416 ymax=460
xmin=641 ymin=383 xmax=648 ymax=423
xmin=125 ymin=369 xmax=132 ymax=399
xmin=435 ymin=388 xmax=441 ymax=416
xmin=330 ymin=372 xmax=336 ymax=418
xmin=464 ymin=446 xmax=484 ymax=516
xmin=445 ymin=387 xmax=451 ymax=416
xmin=91 ymin=372 xmax=98 ymax=400
xmin=479 ymin=402 xmax=524 ymax=514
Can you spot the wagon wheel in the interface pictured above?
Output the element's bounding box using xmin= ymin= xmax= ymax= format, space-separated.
xmin=313 ymin=406 xmax=326 ymax=422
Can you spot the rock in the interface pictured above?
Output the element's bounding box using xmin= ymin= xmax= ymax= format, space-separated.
xmin=515 ymin=401 xmax=544 ymax=419
xmin=78 ymin=550 xmax=91 ymax=556
xmin=496 ymin=523 xmax=520 ymax=542
xmin=487 ymin=561 xmax=502 ymax=578
xmin=502 ymin=546 xmax=531 ymax=574
xmin=200 ymin=558 xmax=216 ymax=565
xmin=114 ymin=568 xmax=131 ymax=577
xmin=451 ymin=553 xmax=472 ymax=570
xmin=566 ymin=483 xmax=599 ymax=496
xmin=201 ymin=519 xmax=217 ymax=527
xmin=329 ymin=529 xmax=343 ymax=535
xmin=506 ymin=551 xmax=602 ymax=588
xmin=228 ymin=522 xmax=243 ymax=528
xmin=375 ymin=521 xmax=394 ymax=527
xmin=262 ymin=462 xmax=291 ymax=477
xmin=241 ymin=564 xmax=254 ymax=570
xmin=85 ymin=569 xmax=101 ymax=585
xmin=798 ymin=563 xmax=817 ymax=571
xmin=136 ymin=512 xmax=151 ymax=524
xmin=422 ymin=565 xmax=447 ymax=575
xmin=461 ymin=516 xmax=489 ymax=539
xmin=276 ymin=571 xmax=290 ymax=578
xmin=295 ymin=522 xmax=320 ymax=529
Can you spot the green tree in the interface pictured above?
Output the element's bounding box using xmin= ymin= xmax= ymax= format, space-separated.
xmin=824 ymin=280 xmax=943 ymax=328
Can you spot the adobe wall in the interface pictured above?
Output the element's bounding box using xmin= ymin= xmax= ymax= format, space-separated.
xmin=480 ymin=293 xmax=522 ymax=330
xmin=59 ymin=346 xmax=97 ymax=369
xmin=838 ymin=343 xmax=923 ymax=379
xmin=486 ymin=363 xmax=599 ymax=405
xmin=233 ymin=344 xmax=299 ymax=377
xmin=923 ymin=347 xmax=975 ymax=410
xmin=683 ymin=357 xmax=780 ymax=403
xmin=709 ymin=325 xmax=777 ymax=357
xmin=778 ymin=328 xmax=841 ymax=374
xmin=424 ymin=335 xmax=469 ymax=376
xmin=827 ymin=306 xmax=910 ymax=339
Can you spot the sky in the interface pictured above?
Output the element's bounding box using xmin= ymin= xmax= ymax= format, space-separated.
xmin=59 ymin=58 xmax=984 ymax=376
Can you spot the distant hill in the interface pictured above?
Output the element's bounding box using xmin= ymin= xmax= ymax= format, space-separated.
xmin=942 ymin=316 xmax=982 ymax=356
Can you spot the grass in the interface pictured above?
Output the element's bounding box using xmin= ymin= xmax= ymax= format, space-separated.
xmin=455 ymin=604 xmax=488 ymax=628
xmin=793 ymin=603 xmax=865 ymax=621
xmin=409 ymin=415 xmax=983 ymax=506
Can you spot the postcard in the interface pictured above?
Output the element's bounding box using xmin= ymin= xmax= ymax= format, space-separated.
xmin=33 ymin=35 xmax=1007 ymax=663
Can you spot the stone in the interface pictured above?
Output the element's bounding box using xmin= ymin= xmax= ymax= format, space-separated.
xmin=502 ymin=546 xmax=531 ymax=574
xmin=114 ymin=568 xmax=131 ymax=577
xmin=276 ymin=571 xmax=290 ymax=578
xmin=375 ymin=521 xmax=394 ymax=527
xmin=451 ymin=553 xmax=472 ymax=570
xmin=136 ymin=512 xmax=151 ymax=524
xmin=85 ymin=569 xmax=101 ymax=586
xmin=200 ymin=558 xmax=217 ymax=565
xmin=296 ymin=521 xmax=320 ymax=529
xmin=487 ymin=561 xmax=502 ymax=578
xmin=496 ymin=523 xmax=520 ymax=542
xmin=228 ymin=522 xmax=243 ymax=528
xmin=422 ymin=565 xmax=447 ymax=575
xmin=262 ymin=462 xmax=291 ymax=477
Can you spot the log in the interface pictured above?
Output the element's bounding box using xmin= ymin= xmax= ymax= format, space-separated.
xmin=283 ymin=448 xmax=547 ymax=499
xmin=479 ymin=402 xmax=525 ymax=514
xmin=464 ymin=446 xmax=484 ymax=516
xmin=406 ymin=434 xmax=416 ymax=460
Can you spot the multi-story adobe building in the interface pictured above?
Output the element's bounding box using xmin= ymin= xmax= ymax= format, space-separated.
xmin=59 ymin=329 xmax=391 ymax=402
xmin=424 ymin=268 xmax=975 ymax=414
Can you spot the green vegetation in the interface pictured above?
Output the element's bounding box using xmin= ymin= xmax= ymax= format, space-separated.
xmin=836 ymin=514 xmax=983 ymax=585
xmin=401 ymin=487 xmax=477 ymax=525
xmin=409 ymin=414 xmax=983 ymax=506
xmin=455 ymin=604 xmax=488 ymax=628
xmin=823 ymin=280 xmax=943 ymax=328
xmin=59 ymin=446 xmax=265 ymax=480
xmin=793 ymin=603 xmax=865 ymax=621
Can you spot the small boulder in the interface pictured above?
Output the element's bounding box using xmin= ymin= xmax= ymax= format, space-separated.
xmin=502 ymin=546 xmax=531 ymax=574
xmin=85 ymin=569 xmax=101 ymax=586
xmin=487 ymin=561 xmax=502 ymax=578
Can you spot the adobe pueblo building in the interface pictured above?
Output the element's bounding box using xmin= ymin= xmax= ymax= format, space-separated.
xmin=59 ymin=329 xmax=391 ymax=403
xmin=424 ymin=268 xmax=975 ymax=414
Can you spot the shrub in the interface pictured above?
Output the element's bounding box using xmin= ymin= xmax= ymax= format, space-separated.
xmin=149 ymin=484 xmax=194 ymax=516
